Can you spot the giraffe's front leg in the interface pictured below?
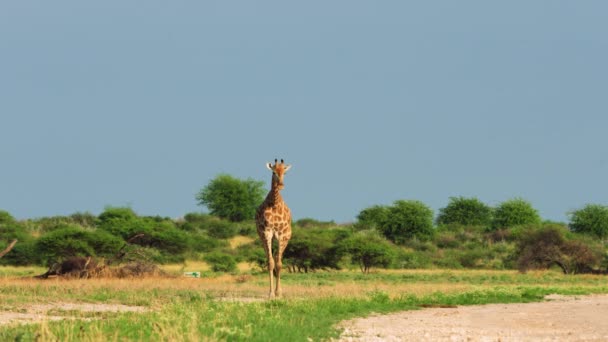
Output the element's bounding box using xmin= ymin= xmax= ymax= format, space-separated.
xmin=275 ymin=233 xmax=290 ymax=298
xmin=262 ymin=233 xmax=276 ymax=298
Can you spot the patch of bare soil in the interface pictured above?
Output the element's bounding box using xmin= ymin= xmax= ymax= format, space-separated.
xmin=338 ymin=294 xmax=608 ymax=341
xmin=0 ymin=303 xmax=147 ymax=326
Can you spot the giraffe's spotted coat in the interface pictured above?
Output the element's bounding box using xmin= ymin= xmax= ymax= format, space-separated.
xmin=255 ymin=160 xmax=292 ymax=298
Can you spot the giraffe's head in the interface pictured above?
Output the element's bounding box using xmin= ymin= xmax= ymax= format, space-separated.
xmin=266 ymin=159 xmax=291 ymax=190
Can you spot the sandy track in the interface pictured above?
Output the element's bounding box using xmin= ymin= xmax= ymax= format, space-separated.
xmin=338 ymin=295 xmax=608 ymax=341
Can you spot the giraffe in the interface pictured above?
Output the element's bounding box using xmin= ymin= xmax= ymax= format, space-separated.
xmin=256 ymin=158 xmax=292 ymax=298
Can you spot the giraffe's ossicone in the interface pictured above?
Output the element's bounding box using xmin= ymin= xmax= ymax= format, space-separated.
xmin=255 ymin=158 xmax=292 ymax=298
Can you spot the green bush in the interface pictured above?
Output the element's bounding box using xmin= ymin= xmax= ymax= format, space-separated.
xmin=0 ymin=218 xmax=40 ymax=265
xmin=379 ymin=200 xmax=434 ymax=243
xmin=434 ymin=231 xmax=461 ymax=249
xmin=568 ymin=204 xmax=608 ymax=240
xmin=196 ymin=174 xmax=265 ymax=222
xmin=293 ymin=218 xmax=336 ymax=229
xmin=435 ymin=250 xmax=464 ymax=269
xmin=236 ymin=221 xmax=257 ymax=236
xmin=491 ymin=198 xmax=541 ymax=230
xmin=180 ymin=213 xmax=219 ymax=231
xmin=97 ymin=207 xmax=150 ymax=239
xmin=35 ymin=226 xmax=123 ymax=263
xmin=189 ymin=233 xmax=226 ymax=253
xmin=147 ymin=222 xmax=190 ymax=255
xmin=243 ymin=247 xmax=267 ymax=271
xmin=284 ymin=228 xmax=350 ymax=272
xmin=181 ymin=213 xmax=241 ymax=239
xmin=69 ymin=211 xmax=97 ymax=227
xmin=396 ymin=249 xmax=433 ymax=269
xmin=97 ymin=209 xmax=189 ymax=257
xmin=339 ymin=230 xmax=396 ymax=273
xmin=32 ymin=216 xmax=79 ymax=233
xmin=0 ymin=210 xmax=16 ymax=224
xmin=355 ymin=205 xmax=389 ymax=230
xmin=457 ymin=247 xmax=487 ymax=268
xmin=98 ymin=206 xmax=137 ymax=224
xmin=437 ymin=197 xmax=492 ymax=226
xmin=204 ymin=252 xmax=237 ymax=272
xmin=205 ymin=220 xmax=239 ymax=239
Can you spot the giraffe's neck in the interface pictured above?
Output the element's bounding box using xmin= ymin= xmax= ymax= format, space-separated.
xmin=265 ymin=182 xmax=283 ymax=206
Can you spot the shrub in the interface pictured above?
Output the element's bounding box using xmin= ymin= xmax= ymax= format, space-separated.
xmin=98 ymin=206 xmax=138 ymax=224
xmin=180 ymin=212 xmax=212 ymax=231
xmin=196 ymin=174 xmax=265 ymax=222
xmin=236 ymin=221 xmax=257 ymax=236
xmin=1 ymin=219 xmax=40 ymax=265
xmin=283 ymin=228 xmax=350 ymax=272
xmin=355 ymin=205 xmax=389 ymax=230
xmin=294 ymin=218 xmax=336 ymax=229
xmin=32 ymin=216 xmax=78 ymax=233
xmin=189 ymin=233 xmax=226 ymax=253
xmin=435 ymin=250 xmax=464 ymax=269
xmin=457 ymin=247 xmax=487 ymax=268
xmin=569 ymin=204 xmax=608 ymax=240
xmin=146 ymin=222 xmax=190 ymax=255
xmin=396 ymin=250 xmax=433 ymax=269
xmin=2 ymin=240 xmax=38 ymax=266
xmin=35 ymin=226 xmax=123 ymax=264
xmin=0 ymin=210 xmax=16 ymax=224
xmin=243 ymin=247 xmax=267 ymax=271
xmin=97 ymin=207 xmax=150 ymax=239
xmin=380 ymin=200 xmax=434 ymax=243
xmin=204 ymin=252 xmax=237 ymax=272
xmin=491 ymin=198 xmax=541 ymax=230
xmin=181 ymin=213 xmax=241 ymax=239
xmin=437 ymin=197 xmax=492 ymax=226
xmin=515 ymin=224 xmax=603 ymax=274
xmin=339 ymin=230 xmax=396 ymax=273
xmin=70 ymin=211 xmax=97 ymax=227
xmin=435 ymin=231 xmax=461 ymax=249
xmin=205 ymin=220 xmax=239 ymax=239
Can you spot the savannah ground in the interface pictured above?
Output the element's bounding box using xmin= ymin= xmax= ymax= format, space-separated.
xmin=1 ymin=265 xmax=608 ymax=341
xmin=338 ymin=294 xmax=608 ymax=341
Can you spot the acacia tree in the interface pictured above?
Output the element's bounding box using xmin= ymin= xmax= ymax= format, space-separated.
xmin=516 ymin=225 xmax=603 ymax=274
xmin=196 ymin=174 xmax=265 ymax=222
xmin=355 ymin=205 xmax=389 ymax=230
xmin=436 ymin=197 xmax=492 ymax=226
xmin=339 ymin=230 xmax=396 ymax=273
xmin=381 ymin=200 xmax=434 ymax=243
xmin=491 ymin=198 xmax=540 ymax=230
xmin=569 ymin=204 xmax=608 ymax=241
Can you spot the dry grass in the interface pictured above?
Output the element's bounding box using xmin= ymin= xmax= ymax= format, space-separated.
xmin=228 ymin=235 xmax=255 ymax=249
xmin=160 ymin=261 xmax=211 ymax=274
xmin=2 ymin=267 xmax=606 ymax=305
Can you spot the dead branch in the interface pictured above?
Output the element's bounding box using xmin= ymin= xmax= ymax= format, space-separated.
xmin=0 ymin=240 xmax=17 ymax=258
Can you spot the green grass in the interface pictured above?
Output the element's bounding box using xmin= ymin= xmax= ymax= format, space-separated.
xmin=1 ymin=269 xmax=607 ymax=341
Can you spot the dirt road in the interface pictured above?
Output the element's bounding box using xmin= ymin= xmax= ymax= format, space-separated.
xmin=338 ymin=294 xmax=608 ymax=341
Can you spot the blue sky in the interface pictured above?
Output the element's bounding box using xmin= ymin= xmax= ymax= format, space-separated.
xmin=1 ymin=2 xmax=607 ymax=223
